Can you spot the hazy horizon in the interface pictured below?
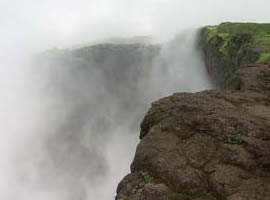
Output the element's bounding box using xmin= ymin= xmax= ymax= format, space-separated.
xmin=1 ymin=0 xmax=270 ymax=199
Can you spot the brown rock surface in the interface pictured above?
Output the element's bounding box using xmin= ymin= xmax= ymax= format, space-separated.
xmin=116 ymin=65 xmax=270 ymax=200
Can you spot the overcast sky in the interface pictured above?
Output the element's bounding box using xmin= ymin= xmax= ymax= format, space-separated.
xmin=1 ymin=0 xmax=270 ymax=51
xmin=1 ymin=1 xmax=270 ymax=199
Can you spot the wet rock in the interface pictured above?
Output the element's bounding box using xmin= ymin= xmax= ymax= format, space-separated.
xmin=116 ymin=65 xmax=270 ymax=200
xmin=116 ymin=23 xmax=270 ymax=200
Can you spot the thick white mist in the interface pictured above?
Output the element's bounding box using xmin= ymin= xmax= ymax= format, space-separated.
xmin=152 ymin=30 xmax=212 ymax=97
xmin=1 ymin=0 xmax=270 ymax=199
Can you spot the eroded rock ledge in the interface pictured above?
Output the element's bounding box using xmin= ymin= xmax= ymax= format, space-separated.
xmin=116 ymin=23 xmax=270 ymax=200
xmin=200 ymin=22 xmax=270 ymax=88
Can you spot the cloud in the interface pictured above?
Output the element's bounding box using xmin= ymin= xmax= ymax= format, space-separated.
xmin=0 ymin=0 xmax=270 ymax=199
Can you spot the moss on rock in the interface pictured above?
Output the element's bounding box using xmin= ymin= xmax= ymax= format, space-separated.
xmin=202 ymin=22 xmax=270 ymax=64
xmin=258 ymin=52 xmax=270 ymax=63
xmin=201 ymin=22 xmax=270 ymax=87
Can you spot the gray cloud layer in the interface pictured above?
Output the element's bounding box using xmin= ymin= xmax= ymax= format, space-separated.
xmin=1 ymin=1 xmax=270 ymax=200
xmin=2 ymin=0 xmax=270 ymax=51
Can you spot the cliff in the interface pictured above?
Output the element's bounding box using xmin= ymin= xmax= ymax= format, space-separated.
xmin=35 ymin=43 xmax=160 ymax=122
xmin=200 ymin=22 xmax=270 ymax=87
xmin=116 ymin=23 xmax=270 ymax=200
xmin=33 ymin=43 xmax=162 ymax=198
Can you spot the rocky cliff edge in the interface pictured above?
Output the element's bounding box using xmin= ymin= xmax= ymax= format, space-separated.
xmin=116 ymin=23 xmax=270 ymax=200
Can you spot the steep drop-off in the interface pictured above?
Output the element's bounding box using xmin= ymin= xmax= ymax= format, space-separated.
xmin=200 ymin=22 xmax=270 ymax=87
xmin=31 ymin=32 xmax=211 ymax=199
xmin=32 ymin=43 xmax=161 ymax=199
xmin=116 ymin=23 xmax=270 ymax=200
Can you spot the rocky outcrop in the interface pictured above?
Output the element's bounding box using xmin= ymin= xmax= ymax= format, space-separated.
xmin=200 ymin=22 xmax=270 ymax=87
xmin=116 ymin=23 xmax=270 ymax=200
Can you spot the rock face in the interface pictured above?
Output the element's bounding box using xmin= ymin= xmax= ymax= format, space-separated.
xmin=116 ymin=23 xmax=270 ymax=200
xmin=200 ymin=22 xmax=270 ymax=87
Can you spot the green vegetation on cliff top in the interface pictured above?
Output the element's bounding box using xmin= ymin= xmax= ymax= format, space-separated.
xmin=203 ymin=22 xmax=270 ymax=64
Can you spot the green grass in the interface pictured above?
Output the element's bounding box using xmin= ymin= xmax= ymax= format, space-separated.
xmin=204 ymin=26 xmax=218 ymax=41
xmin=218 ymin=33 xmax=231 ymax=56
xmin=217 ymin=22 xmax=270 ymax=35
xmin=203 ymin=22 xmax=270 ymax=64
xmin=257 ymin=52 xmax=270 ymax=63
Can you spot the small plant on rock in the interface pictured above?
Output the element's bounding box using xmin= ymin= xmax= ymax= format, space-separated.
xmin=223 ymin=135 xmax=243 ymax=145
xmin=139 ymin=170 xmax=154 ymax=183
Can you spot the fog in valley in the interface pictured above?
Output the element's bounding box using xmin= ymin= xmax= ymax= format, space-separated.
xmin=1 ymin=0 xmax=270 ymax=199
